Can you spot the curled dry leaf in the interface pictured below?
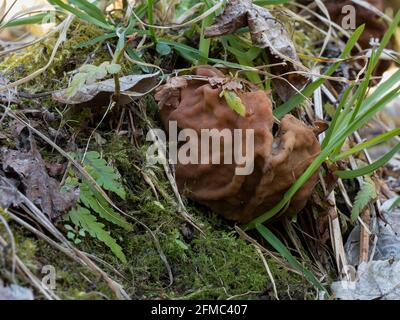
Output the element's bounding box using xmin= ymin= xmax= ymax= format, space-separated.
xmin=154 ymin=76 xmax=188 ymax=108
xmin=204 ymin=0 xmax=308 ymax=101
xmin=0 ymin=145 xmax=79 ymax=220
xmin=52 ymin=72 xmax=159 ymax=105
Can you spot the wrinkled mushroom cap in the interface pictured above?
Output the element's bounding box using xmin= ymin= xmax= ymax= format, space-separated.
xmin=155 ymin=66 xmax=321 ymax=223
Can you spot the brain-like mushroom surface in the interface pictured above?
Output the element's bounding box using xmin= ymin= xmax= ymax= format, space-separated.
xmin=155 ymin=66 xmax=321 ymax=223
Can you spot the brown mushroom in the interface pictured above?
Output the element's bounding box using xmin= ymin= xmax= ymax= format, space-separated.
xmin=155 ymin=66 xmax=321 ymax=224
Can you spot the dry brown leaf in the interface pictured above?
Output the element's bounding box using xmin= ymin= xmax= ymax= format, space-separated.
xmin=0 ymin=146 xmax=79 ymax=220
xmin=204 ymin=0 xmax=308 ymax=101
xmin=154 ymin=76 xmax=188 ymax=109
xmin=52 ymin=72 xmax=159 ymax=105
xmin=0 ymin=174 xmax=24 ymax=210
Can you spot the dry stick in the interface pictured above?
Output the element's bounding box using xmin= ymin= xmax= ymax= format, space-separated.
xmin=6 ymin=208 xmax=125 ymax=279
xmin=234 ymin=226 xmax=301 ymax=276
xmin=359 ymin=206 xmax=372 ymax=263
xmin=294 ymin=2 xmax=363 ymax=53
xmin=255 ymin=246 xmax=279 ymax=300
xmin=146 ymin=128 xmax=203 ymax=234
xmin=0 ymin=233 xmax=60 ymax=300
xmin=314 ymin=0 xmax=333 ymax=59
xmin=313 ymin=75 xmax=350 ymax=280
xmin=350 ymin=0 xmax=392 ymax=23
xmin=0 ymin=214 xmax=16 ymax=281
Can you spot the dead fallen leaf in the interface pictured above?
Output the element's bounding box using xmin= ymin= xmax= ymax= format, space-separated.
xmin=52 ymin=72 xmax=159 ymax=105
xmin=154 ymin=76 xmax=188 ymax=109
xmin=0 ymin=173 xmax=24 ymax=210
xmin=204 ymin=0 xmax=308 ymax=101
xmin=0 ymin=146 xmax=79 ymax=220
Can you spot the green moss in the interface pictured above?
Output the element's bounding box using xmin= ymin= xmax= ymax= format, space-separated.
xmin=0 ymin=21 xmax=108 ymax=93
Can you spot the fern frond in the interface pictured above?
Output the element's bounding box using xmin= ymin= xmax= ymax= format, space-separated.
xmin=351 ymin=176 xmax=377 ymax=222
xmin=83 ymin=151 xmax=126 ymax=199
xmin=68 ymin=206 xmax=127 ymax=263
xmin=79 ymin=182 xmax=132 ymax=231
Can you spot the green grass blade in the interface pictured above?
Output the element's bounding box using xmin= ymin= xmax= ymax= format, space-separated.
xmin=48 ymin=0 xmax=113 ymax=30
xmin=2 ymin=12 xmax=51 ymax=28
xmin=69 ymin=0 xmax=108 ymax=24
xmin=334 ymin=142 xmax=400 ymax=179
xmin=273 ymin=25 xmax=365 ymax=119
xmin=256 ymin=224 xmax=326 ymax=292
xmin=159 ymin=39 xmax=260 ymax=70
xmin=224 ymin=41 xmax=262 ymax=84
xmin=147 ymin=0 xmax=156 ymax=41
xmin=245 ymin=78 xmax=400 ymax=229
xmin=198 ymin=0 xmax=213 ymax=65
xmin=321 ymin=85 xmax=354 ymax=148
xmin=72 ymin=33 xmax=116 ymax=49
xmin=332 ymin=128 xmax=400 ymax=161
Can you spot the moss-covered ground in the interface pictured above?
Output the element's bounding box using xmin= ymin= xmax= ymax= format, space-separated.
xmin=0 ymin=20 xmax=313 ymax=300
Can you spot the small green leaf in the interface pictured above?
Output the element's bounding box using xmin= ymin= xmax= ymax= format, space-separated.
xmin=156 ymin=42 xmax=171 ymax=56
xmin=67 ymin=73 xmax=87 ymax=97
xmin=223 ymin=90 xmax=246 ymax=117
xmin=175 ymin=239 xmax=189 ymax=250
xmin=67 ymin=231 xmax=75 ymax=240
xmin=64 ymin=224 xmax=74 ymax=231
xmin=106 ymin=63 xmax=121 ymax=74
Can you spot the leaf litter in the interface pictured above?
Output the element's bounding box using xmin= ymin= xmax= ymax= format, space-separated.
xmin=0 ymin=133 xmax=79 ymax=220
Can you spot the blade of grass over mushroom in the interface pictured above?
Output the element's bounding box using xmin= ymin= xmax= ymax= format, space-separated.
xmin=273 ymin=24 xmax=365 ymax=119
xmin=334 ymin=143 xmax=400 ymax=180
xmin=332 ymin=128 xmax=400 ymax=161
xmin=256 ymin=224 xmax=325 ymax=292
